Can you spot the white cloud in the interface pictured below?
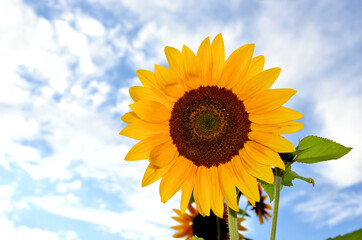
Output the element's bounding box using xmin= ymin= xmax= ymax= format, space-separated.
xmin=0 ymin=219 xmax=80 ymax=240
xmin=314 ymin=82 xmax=362 ymax=187
xmin=57 ymin=180 xmax=82 ymax=193
xmin=0 ymin=184 xmax=79 ymax=240
xmin=0 ymin=0 xmax=130 ymax=182
xmin=76 ymin=15 xmax=106 ymax=37
xmin=295 ymin=190 xmax=362 ymax=226
xmin=30 ymin=187 xmax=179 ymax=240
xmin=0 ymin=221 xmax=58 ymax=240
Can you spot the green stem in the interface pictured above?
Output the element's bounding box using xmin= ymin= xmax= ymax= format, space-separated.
xmin=227 ymin=205 xmax=238 ymax=240
xmin=284 ymin=159 xmax=295 ymax=170
xmin=216 ymin=216 xmax=221 ymax=240
xmin=241 ymin=202 xmax=249 ymax=219
xmin=270 ymin=173 xmax=282 ymax=240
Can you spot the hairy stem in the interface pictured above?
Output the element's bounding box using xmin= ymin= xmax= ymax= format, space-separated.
xmin=227 ymin=205 xmax=238 ymax=240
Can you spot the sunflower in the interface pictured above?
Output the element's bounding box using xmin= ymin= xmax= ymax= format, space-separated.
xmin=171 ymin=203 xmax=247 ymax=240
xmin=120 ymin=34 xmax=303 ymax=218
xmin=252 ymin=184 xmax=272 ymax=224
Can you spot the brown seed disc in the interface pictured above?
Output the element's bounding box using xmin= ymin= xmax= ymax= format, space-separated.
xmin=169 ymin=86 xmax=251 ymax=168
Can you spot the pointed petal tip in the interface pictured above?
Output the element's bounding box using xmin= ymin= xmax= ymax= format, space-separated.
xmin=135 ymin=69 xmax=144 ymax=75
xmin=290 ymin=88 xmax=298 ymax=95
xmin=124 ymin=154 xmax=135 ymax=161
xmin=273 ymin=67 xmax=282 ymax=75
xmin=214 ymin=211 xmax=223 ymax=219
xmin=212 ymin=33 xmax=224 ymax=45
xmin=164 ymin=46 xmax=179 ymax=55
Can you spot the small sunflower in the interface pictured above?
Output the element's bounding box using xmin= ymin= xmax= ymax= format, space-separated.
xmin=171 ymin=204 xmax=247 ymax=240
xmin=252 ymin=184 xmax=272 ymax=224
xmin=120 ymin=34 xmax=303 ymax=218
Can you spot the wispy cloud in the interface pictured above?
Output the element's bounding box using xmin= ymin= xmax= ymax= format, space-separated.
xmin=0 ymin=185 xmax=80 ymax=240
xmin=295 ymin=189 xmax=362 ymax=226
xmin=30 ymin=185 xmax=180 ymax=240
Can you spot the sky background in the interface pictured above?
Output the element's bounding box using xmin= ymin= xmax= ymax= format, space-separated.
xmin=0 ymin=0 xmax=361 ymax=239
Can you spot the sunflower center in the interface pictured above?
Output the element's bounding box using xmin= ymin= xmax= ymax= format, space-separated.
xmin=192 ymin=212 xmax=228 ymax=240
xmin=169 ymin=86 xmax=251 ymax=168
xmin=196 ymin=112 xmax=220 ymax=133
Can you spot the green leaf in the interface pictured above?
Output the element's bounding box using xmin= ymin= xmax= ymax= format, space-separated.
xmin=326 ymin=228 xmax=362 ymax=240
xmin=189 ymin=193 xmax=195 ymax=204
xmin=282 ymin=166 xmax=315 ymax=187
xmin=295 ymin=136 xmax=352 ymax=164
xmin=260 ymin=182 xmax=275 ymax=202
xmin=189 ymin=237 xmax=204 ymax=240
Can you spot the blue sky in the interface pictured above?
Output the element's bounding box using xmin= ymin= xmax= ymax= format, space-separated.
xmin=0 ymin=0 xmax=361 ymax=239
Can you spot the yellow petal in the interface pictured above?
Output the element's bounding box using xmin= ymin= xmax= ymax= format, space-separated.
xmin=142 ymin=162 xmax=173 ymax=187
xmin=221 ymin=44 xmax=255 ymax=89
xmin=272 ymin=121 xmax=304 ymax=134
xmin=129 ymin=100 xmax=171 ymax=123
xmin=172 ymin=214 xmax=192 ymax=223
xmin=241 ymin=141 xmax=285 ymax=169
xmin=124 ymin=134 xmax=170 ymax=160
xmin=173 ymin=209 xmax=182 ymax=216
xmin=250 ymin=121 xmax=304 ymax=135
xmin=172 ymin=227 xmax=192 ymax=238
xmin=170 ymin=225 xmax=185 ymax=231
xmin=245 ymin=55 xmax=265 ymax=79
xmin=197 ymin=36 xmax=212 ymax=86
xmin=182 ymin=45 xmax=201 ymax=89
xmin=210 ymin=33 xmax=225 ymax=85
xmin=208 ymin=167 xmax=224 ymax=218
xmin=149 ymin=140 xmax=178 ymax=167
xmin=194 ymin=166 xmax=211 ymax=216
xmin=119 ymin=121 xmax=168 ymax=140
xmin=154 ymin=64 xmax=185 ymax=99
xmin=121 ymin=112 xmax=140 ymax=124
xmin=218 ymin=163 xmax=239 ymax=212
xmin=236 ymin=67 xmax=281 ymax=100
xmin=237 ymin=153 xmax=274 ymax=184
xmin=154 ymin=64 xmax=179 ymax=86
xmin=136 ymin=69 xmax=157 ymax=88
xmin=129 ymin=86 xmax=173 ymax=109
xmin=248 ymin=131 xmax=296 ymax=153
xmin=164 ymin=46 xmax=183 ymax=74
xmin=233 ymin=55 xmax=265 ymax=93
xmin=160 ymin=156 xmax=193 ymax=203
xmin=180 ymin=169 xmax=196 ymax=213
xmin=163 ymin=83 xmax=185 ymax=100
xmin=229 ymin=156 xmax=260 ymax=201
xmin=194 ymin=188 xmax=204 ymax=216
xmin=188 ymin=204 xmax=198 ymax=216
xmin=244 ymin=88 xmax=297 ymax=114
xmin=249 ymin=106 xmax=304 ymax=124
xmin=197 ymin=36 xmax=211 ymax=56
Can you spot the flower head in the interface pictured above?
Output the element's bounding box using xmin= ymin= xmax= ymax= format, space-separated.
xmin=120 ymin=34 xmax=303 ymax=217
xmin=252 ymin=184 xmax=272 ymax=224
xmin=171 ymin=204 xmax=247 ymax=240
